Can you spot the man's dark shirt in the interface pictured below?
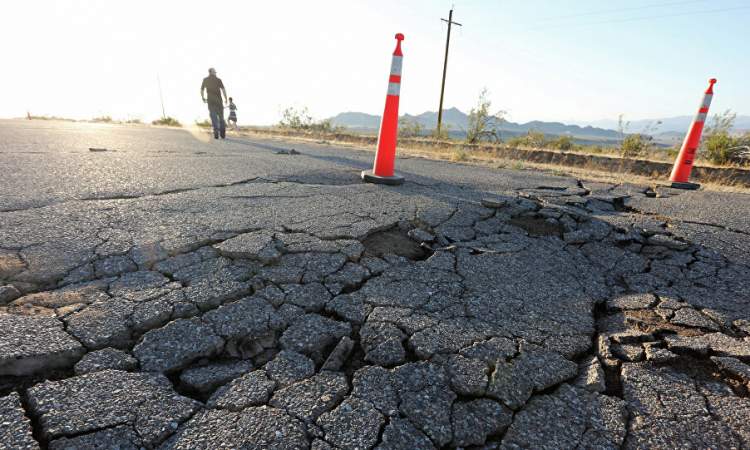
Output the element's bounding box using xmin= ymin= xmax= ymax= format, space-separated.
xmin=201 ymin=75 xmax=225 ymax=108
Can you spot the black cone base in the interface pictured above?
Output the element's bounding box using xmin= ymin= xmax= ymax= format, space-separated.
xmin=361 ymin=170 xmax=404 ymax=186
xmin=670 ymin=181 xmax=700 ymax=190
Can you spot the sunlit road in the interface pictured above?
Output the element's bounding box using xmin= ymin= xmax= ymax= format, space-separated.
xmin=3 ymin=119 xmax=579 ymax=212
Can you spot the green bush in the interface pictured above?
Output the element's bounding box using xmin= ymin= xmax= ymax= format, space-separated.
xmin=507 ymin=130 xmax=547 ymax=149
xmin=195 ymin=119 xmax=212 ymax=128
xmin=703 ymin=131 xmax=737 ymax=165
xmin=620 ymin=134 xmax=649 ymax=158
xmin=310 ymin=119 xmax=342 ymax=133
xmin=700 ymin=110 xmax=747 ymax=165
xmin=527 ymin=130 xmax=547 ymax=148
xmin=616 ymin=115 xmax=659 ymax=159
xmin=505 ymin=136 xmax=523 ymax=148
xmin=91 ymin=116 xmax=112 ymax=123
xmin=152 ymin=116 xmax=182 ymax=127
xmin=550 ymin=135 xmax=574 ymax=151
xmin=399 ymin=117 xmax=424 ymax=138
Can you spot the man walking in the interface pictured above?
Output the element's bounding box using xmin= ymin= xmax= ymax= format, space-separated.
xmin=201 ymin=68 xmax=228 ymax=139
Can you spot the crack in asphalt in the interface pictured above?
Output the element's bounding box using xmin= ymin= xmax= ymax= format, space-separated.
xmin=679 ymin=219 xmax=750 ymax=237
xmin=619 ymin=198 xmax=750 ymax=238
xmin=0 ymin=177 xmax=265 ymax=213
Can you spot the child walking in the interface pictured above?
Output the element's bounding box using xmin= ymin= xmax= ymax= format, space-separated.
xmin=227 ymin=97 xmax=238 ymax=131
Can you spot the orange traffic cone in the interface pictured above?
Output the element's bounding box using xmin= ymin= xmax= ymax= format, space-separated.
xmin=362 ymin=33 xmax=405 ymax=186
xmin=669 ymin=78 xmax=717 ymax=190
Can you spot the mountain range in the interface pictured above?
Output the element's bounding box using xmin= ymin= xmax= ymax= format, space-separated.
xmin=329 ymin=108 xmax=750 ymax=141
xmin=331 ymin=108 xmax=618 ymax=140
xmin=569 ymin=115 xmax=750 ymax=134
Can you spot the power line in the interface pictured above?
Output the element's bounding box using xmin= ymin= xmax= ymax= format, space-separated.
xmin=538 ymin=0 xmax=707 ymax=21
xmin=527 ymin=5 xmax=750 ymax=31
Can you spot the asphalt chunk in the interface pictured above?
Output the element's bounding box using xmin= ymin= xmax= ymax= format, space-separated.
xmin=133 ymin=318 xmax=224 ymax=372
xmin=26 ymin=369 xmax=199 ymax=445
xmin=0 ymin=314 xmax=85 ymax=377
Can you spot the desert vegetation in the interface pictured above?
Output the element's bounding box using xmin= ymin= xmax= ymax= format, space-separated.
xmin=702 ymin=110 xmax=750 ymax=165
xmin=26 ymin=114 xmax=77 ymax=122
xmin=398 ymin=117 xmax=424 ymax=138
xmin=278 ymin=106 xmax=342 ymax=133
xmin=464 ymin=88 xmax=506 ymax=144
xmin=152 ymin=116 xmax=182 ymax=127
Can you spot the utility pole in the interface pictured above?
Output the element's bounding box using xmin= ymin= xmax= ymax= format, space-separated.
xmin=436 ymin=7 xmax=461 ymax=138
xmin=157 ymin=74 xmax=166 ymax=119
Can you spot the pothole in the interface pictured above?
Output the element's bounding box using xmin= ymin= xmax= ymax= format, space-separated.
xmin=508 ymin=216 xmax=563 ymax=238
xmin=361 ymin=228 xmax=433 ymax=261
xmin=663 ymin=354 xmax=749 ymax=398
xmin=166 ymin=371 xmax=207 ymax=403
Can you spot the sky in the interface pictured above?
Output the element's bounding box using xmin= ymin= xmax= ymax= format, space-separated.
xmin=2 ymin=0 xmax=748 ymax=126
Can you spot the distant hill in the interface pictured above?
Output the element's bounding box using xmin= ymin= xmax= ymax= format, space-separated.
xmin=575 ymin=115 xmax=750 ymax=134
xmin=401 ymin=107 xmax=469 ymax=131
xmin=652 ymin=131 xmax=685 ymax=146
xmin=328 ymin=112 xmax=380 ymax=129
xmin=330 ymin=107 xmax=621 ymax=140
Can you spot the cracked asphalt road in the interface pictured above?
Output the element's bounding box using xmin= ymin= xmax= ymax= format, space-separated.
xmin=1 ymin=119 xmax=749 ymax=449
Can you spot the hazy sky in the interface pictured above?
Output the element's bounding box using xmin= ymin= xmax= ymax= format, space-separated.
xmin=2 ymin=0 xmax=748 ymax=125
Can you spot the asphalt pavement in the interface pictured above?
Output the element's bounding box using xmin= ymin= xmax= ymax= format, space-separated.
xmin=1 ymin=119 xmax=749 ymax=449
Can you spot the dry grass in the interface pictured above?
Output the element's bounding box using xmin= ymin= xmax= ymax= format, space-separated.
xmin=451 ymin=149 xmax=469 ymax=162
xmin=240 ymin=129 xmax=750 ymax=194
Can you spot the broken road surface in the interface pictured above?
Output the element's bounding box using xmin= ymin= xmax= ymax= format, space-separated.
xmin=1 ymin=120 xmax=749 ymax=449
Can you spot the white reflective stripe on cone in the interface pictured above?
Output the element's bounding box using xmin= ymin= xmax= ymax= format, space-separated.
xmin=700 ymin=94 xmax=713 ymax=108
xmin=390 ymin=56 xmax=403 ymax=76
xmin=695 ymin=112 xmax=707 ymax=122
xmin=387 ymin=82 xmax=401 ymax=96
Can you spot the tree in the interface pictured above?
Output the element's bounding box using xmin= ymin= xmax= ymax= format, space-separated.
xmin=465 ymin=88 xmax=506 ymax=144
